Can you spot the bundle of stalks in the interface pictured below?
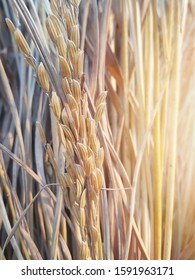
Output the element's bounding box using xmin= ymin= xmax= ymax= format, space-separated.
xmin=0 ymin=0 xmax=195 ymax=260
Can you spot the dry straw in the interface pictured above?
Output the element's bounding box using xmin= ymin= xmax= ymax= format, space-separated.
xmin=0 ymin=0 xmax=194 ymax=260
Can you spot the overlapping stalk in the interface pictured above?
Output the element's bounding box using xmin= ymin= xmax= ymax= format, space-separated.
xmin=1 ymin=0 xmax=195 ymax=260
xmin=6 ymin=0 xmax=105 ymax=259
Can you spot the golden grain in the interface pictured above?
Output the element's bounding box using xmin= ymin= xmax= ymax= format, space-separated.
xmin=74 ymin=50 xmax=84 ymax=79
xmin=62 ymin=8 xmax=75 ymax=37
xmin=36 ymin=122 xmax=46 ymax=145
xmin=80 ymin=189 xmax=87 ymax=208
xmin=96 ymin=91 xmax=107 ymax=107
xmin=66 ymin=93 xmax=79 ymax=111
xmin=77 ymin=142 xmax=88 ymax=161
xmin=72 ymin=109 xmax=80 ymax=131
xmin=76 ymin=179 xmax=83 ymax=200
xmin=95 ymin=147 xmax=104 ymax=168
xmin=59 ymin=56 xmax=72 ymax=79
xmin=86 ymin=118 xmax=96 ymax=137
xmin=75 ymin=164 xmax=85 ymax=186
xmin=57 ymin=124 xmax=67 ymax=147
xmin=64 ymin=173 xmax=74 ymax=188
xmin=62 ymin=77 xmax=71 ymax=94
xmin=5 ymin=18 xmax=15 ymax=33
xmin=85 ymin=156 xmax=94 ymax=176
xmin=14 ymin=28 xmax=31 ymax=55
xmin=90 ymin=172 xmax=98 ymax=192
xmin=68 ymin=39 xmax=77 ymax=62
xmin=94 ymin=103 xmax=106 ymax=123
xmin=61 ymin=124 xmax=75 ymax=143
xmin=56 ymin=34 xmax=67 ymax=57
xmin=66 ymin=139 xmax=75 ymax=159
xmin=95 ymin=168 xmax=103 ymax=191
xmin=61 ymin=108 xmax=69 ymax=126
xmin=37 ymin=62 xmax=50 ymax=92
xmin=79 ymin=115 xmax=86 ymax=139
xmin=50 ymin=0 xmax=58 ymax=15
xmin=46 ymin=14 xmax=62 ymax=43
xmin=70 ymin=25 xmax=80 ymax=49
xmin=71 ymin=79 xmax=81 ymax=102
xmin=51 ymin=91 xmax=62 ymax=119
xmin=82 ymin=93 xmax=88 ymax=117
xmin=89 ymin=135 xmax=100 ymax=153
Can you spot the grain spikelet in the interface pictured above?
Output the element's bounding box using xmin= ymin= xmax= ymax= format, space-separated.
xmin=72 ymin=202 xmax=80 ymax=223
xmin=59 ymin=174 xmax=67 ymax=190
xmin=95 ymin=168 xmax=103 ymax=191
xmin=50 ymin=0 xmax=58 ymax=15
xmin=95 ymin=147 xmax=104 ymax=168
xmin=71 ymin=79 xmax=81 ymax=102
xmin=91 ymin=200 xmax=97 ymax=221
xmin=94 ymin=102 xmax=106 ymax=123
xmin=51 ymin=91 xmax=62 ymax=119
xmin=5 ymin=18 xmax=15 ymax=33
xmin=46 ymin=14 xmax=62 ymax=43
xmin=90 ymin=172 xmax=98 ymax=192
xmin=66 ymin=93 xmax=79 ymax=111
xmin=89 ymin=135 xmax=100 ymax=153
xmin=74 ymin=50 xmax=84 ymax=79
xmin=37 ymin=62 xmax=50 ymax=92
xmin=76 ymin=179 xmax=83 ymax=200
xmin=56 ymin=34 xmax=67 ymax=57
xmin=77 ymin=142 xmax=88 ymax=161
xmin=87 ymin=146 xmax=94 ymax=158
xmin=36 ymin=122 xmax=46 ymax=145
xmin=70 ymin=25 xmax=80 ymax=49
xmin=62 ymin=77 xmax=71 ymax=94
xmin=85 ymin=156 xmax=94 ymax=176
xmin=14 ymin=28 xmax=30 ymax=55
xmin=66 ymin=164 xmax=75 ymax=179
xmin=82 ymin=93 xmax=88 ymax=117
xmin=59 ymin=56 xmax=72 ymax=79
xmin=62 ymin=8 xmax=75 ymax=37
xmin=61 ymin=124 xmax=75 ymax=143
xmin=66 ymin=139 xmax=75 ymax=159
xmin=72 ymin=109 xmax=80 ymax=131
xmin=69 ymin=121 xmax=79 ymax=141
xmin=80 ymin=189 xmax=87 ymax=208
xmin=46 ymin=144 xmax=59 ymax=172
xmin=79 ymin=115 xmax=86 ymax=139
xmin=95 ymin=91 xmax=107 ymax=107
xmin=61 ymin=108 xmax=69 ymax=126
xmin=68 ymin=39 xmax=77 ymax=62
xmin=86 ymin=118 xmax=96 ymax=137
xmin=75 ymin=164 xmax=85 ymax=186
xmin=57 ymin=124 xmax=67 ymax=147
xmin=64 ymin=173 xmax=74 ymax=188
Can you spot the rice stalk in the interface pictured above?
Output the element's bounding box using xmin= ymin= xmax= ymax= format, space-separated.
xmin=0 ymin=0 xmax=195 ymax=260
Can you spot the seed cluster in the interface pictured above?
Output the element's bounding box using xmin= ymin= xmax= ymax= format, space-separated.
xmin=6 ymin=0 xmax=105 ymax=260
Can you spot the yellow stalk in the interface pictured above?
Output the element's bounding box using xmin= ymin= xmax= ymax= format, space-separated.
xmin=160 ymin=0 xmax=173 ymax=169
xmin=163 ymin=1 xmax=181 ymax=260
xmin=152 ymin=0 xmax=162 ymax=260
xmin=121 ymin=0 xmax=130 ymax=176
